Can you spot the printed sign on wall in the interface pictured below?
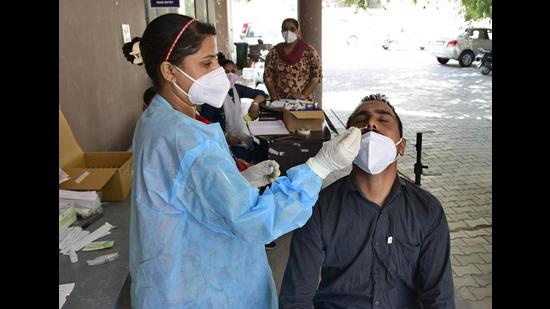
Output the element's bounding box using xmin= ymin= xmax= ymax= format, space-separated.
xmin=150 ymin=0 xmax=180 ymax=7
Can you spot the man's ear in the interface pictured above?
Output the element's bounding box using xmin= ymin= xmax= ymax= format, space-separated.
xmin=398 ymin=138 xmax=406 ymax=156
xmin=160 ymin=62 xmax=177 ymax=83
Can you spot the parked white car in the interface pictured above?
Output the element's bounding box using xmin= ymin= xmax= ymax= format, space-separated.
xmin=239 ymin=22 xmax=281 ymax=46
xmin=382 ymin=29 xmax=430 ymax=50
xmin=430 ymin=28 xmax=492 ymax=67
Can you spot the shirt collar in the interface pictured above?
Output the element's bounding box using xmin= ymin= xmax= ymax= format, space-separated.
xmin=343 ymin=172 xmax=405 ymax=205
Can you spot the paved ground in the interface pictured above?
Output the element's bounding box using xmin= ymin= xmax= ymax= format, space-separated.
xmin=267 ymin=48 xmax=492 ymax=308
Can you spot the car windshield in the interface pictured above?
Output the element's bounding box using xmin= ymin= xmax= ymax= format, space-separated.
xmin=458 ymin=30 xmax=470 ymax=38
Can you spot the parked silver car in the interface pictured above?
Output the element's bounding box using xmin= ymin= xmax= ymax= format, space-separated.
xmin=430 ymin=28 xmax=492 ymax=67
xmin=382 ymin=30 xmax=430 ymax=50
xmin=239 ymin=22 xmax=281 ymax=46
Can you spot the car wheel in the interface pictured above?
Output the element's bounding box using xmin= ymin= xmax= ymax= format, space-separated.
xmin=480 ymin=64 xmax=491 ymax=75
xmin=346 ymin=35 xmax=359 ymax=46
xmin=437 ymin=57 xmax=449 ymax=64
xmin=458 ymin=51 xmax=474 ymax=67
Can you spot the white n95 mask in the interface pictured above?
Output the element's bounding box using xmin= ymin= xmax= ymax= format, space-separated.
xmin=282 ymin=31 xmax=298 ymax=43
xmin=354 ymin=131 xmax=402 ymax=175
xmin=173 ymin=66 xmax=230 ymax=108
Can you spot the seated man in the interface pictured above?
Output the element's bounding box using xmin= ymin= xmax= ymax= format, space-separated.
xmin=279 ymin=94 xmax=455 ymax=308
xmin=201 ymin=57 xmax=267 ymax=164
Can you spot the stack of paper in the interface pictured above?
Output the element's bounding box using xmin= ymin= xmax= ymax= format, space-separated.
xmin=59 ymin=190 xmax=99 ymax=201
xmin=59 ymin=222 xmax=115 ymax=255
xmin=59 ymin=190 xmax=101 ymax=217
xmin=59 ymin=283 xmax=74 ymax=308
xmin=59 ymin=227 xmax=89 ymax=254
xmin=248 ymin=120 xmax=290 ymax=136
xmin=59 ymin=201 xmax=77 ymax=234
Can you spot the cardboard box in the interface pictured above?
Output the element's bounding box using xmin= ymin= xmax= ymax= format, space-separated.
xmin=283 ymin=109 xmax=324 ymax=132
xmin=59 ymin=109 xmax=132 ymax=201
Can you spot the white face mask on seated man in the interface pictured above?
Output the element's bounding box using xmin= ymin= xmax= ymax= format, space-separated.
xmin=353 ymin=131 xmax=403 ymax=175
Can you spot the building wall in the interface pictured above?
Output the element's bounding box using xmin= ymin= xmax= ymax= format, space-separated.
xmin=59 ymin=0 xmax=150 ymax=151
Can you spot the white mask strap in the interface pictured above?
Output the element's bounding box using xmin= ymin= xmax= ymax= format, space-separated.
xmin=390 ymin=138 xmax=403 ymax=163
xmin=173 ymin=65 xmax=200 ymax=85
xmin=172 ymin=81 xmax=196 ymax=105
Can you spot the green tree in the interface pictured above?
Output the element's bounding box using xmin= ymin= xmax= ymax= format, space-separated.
xmin=343 ymin=0 xmax=378 ymax=10
xmin=460 ymin=0 xmax=491 ymax=21
xmin=343 ymin=0 xmax=491 ymax=21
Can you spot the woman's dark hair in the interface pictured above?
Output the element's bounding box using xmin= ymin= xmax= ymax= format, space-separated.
xmin=217 ymin=52 xmax=233 ymax=67
xmin=282 ymin=18 xmax=299 ymax=30
xmin=139 ymin=14 xmax=216 ymax=87
xmin=220 ymin=59 xmax=235 ymax=68
xmin=122 ymin=37 xmax=141 ymax=64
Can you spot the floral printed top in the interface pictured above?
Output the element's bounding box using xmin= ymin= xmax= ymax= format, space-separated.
xmin=263 ymin=43 xmax=322 ymax=102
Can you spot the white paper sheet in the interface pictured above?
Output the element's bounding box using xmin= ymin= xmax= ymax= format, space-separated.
xmin=59 ymin=283 xmax=75 ymax=309
xmin=247 ymin=120 xmax=289 ymax=136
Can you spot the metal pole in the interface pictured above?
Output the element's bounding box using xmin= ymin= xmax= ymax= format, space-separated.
xmin=414 ymin=132 xmax=423 ymax=185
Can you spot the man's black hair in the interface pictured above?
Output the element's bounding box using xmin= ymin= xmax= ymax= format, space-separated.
xmin=346 ymin=93 xmax=403 ymax=137
xmin=140 ymin=14 xmax=216 ymax=87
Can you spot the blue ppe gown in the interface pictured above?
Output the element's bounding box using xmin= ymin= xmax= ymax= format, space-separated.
xmin=130 ymin=95 xmax=323 ymax=308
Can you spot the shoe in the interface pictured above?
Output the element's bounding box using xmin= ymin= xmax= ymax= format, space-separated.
xmin=265 ymin=241 xmax=278 ymax=250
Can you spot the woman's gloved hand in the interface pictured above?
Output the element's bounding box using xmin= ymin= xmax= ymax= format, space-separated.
xmin=241 ymin=160 xmax=281 ymax=187
xmin=306 ymin=127 xmax=362 ymax=179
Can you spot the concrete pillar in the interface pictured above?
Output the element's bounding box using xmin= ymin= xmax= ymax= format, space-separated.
xmin=214 ymin=0 xmax=231 ymax=56
xmin=298 ymin=0 xmax=322 ymax=107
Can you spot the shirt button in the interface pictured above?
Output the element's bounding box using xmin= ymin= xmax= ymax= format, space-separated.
xmin=375 ymin=300 xmax=380 ymax=305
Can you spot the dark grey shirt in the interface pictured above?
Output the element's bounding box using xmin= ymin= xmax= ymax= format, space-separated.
xmin=279 ymin=175 xmax=454 ymax=309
